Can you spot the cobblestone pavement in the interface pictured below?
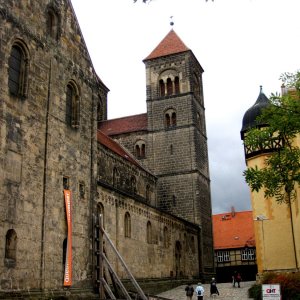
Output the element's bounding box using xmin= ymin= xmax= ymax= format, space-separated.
xmin=156 ymin=281 xmax=255 ymax=300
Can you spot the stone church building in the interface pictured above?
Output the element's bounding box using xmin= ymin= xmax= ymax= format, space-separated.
xmin=0 ymin=0 xmax=214 ymax=297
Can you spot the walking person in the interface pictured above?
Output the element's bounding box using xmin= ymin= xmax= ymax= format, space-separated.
xmin=232 ymin=270 xmax=238 ymax=287
xmin=185 ymin=283 xmax=194 ymax=300
xmin=195 ymin=282 xmax=204 ymax=300
xmin=210 ymin=277 xmax=219 ymax=298
xmin=236 ymin=272 xmax=242 ymax=288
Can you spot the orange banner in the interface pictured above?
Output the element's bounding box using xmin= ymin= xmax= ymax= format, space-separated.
xmin=64 ymin=190 xmax=72 ymax=286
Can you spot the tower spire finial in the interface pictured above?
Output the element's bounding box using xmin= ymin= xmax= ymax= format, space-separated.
xmin=170 ymin=16 xmax=174 ymax=27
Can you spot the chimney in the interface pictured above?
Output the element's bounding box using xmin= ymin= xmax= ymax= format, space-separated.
xmin=231 ymin=206 xmax=235 ymax=217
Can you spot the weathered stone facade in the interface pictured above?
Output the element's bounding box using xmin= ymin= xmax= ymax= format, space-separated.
xmin=0 ymin=0 xmax=214 ymax=298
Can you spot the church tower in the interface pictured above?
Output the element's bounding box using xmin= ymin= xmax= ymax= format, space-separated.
xmin=143 ymin=30 xmax=214 ymax=269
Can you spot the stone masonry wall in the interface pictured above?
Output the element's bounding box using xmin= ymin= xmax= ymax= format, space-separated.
xmin=0 ymin=0 xmax=107 ymax=291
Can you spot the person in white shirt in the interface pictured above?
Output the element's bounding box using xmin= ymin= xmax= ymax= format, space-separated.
xmin=195 ymin=282 xmax=204 ymax=300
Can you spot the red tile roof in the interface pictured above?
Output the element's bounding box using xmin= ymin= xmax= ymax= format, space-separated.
xmin=144 ymin=29 xmax=190 ymax=61
xmin=97 ymin=130 xmax=143 ymax=168
xmin=212 ymin=210 xmax=255 ymax=249
xmin=98 ymin=113 xmax=148 ymax=136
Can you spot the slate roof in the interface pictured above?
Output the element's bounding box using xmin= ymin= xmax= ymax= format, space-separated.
xmin=144 ymin=29 xmax=190 ymax=61
xmin=98 ymin=113 xmax=148 ymax=136
xmin=212 ymin=210 xmax=255 ymax=249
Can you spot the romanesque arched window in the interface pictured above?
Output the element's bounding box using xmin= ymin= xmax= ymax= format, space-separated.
xmin=5 ymin=229 xmax=17 ymax=263
xmin=165 ymin=109 xmax=177 ymax=129
xmin=8 ymin=42 xmax=29 ymax=98
xmin=159 ymin=79 xmax=165 ymax=97
xmin=171 ymin=112 xmax=177 ymax=126
xmin=66 ymin=81 xmax=80 ymax=129
xmin=166 ymin=78 xmax=173 ymax=96
xmin=113 ymin=167 xmax=119 ymax=188
xmin=130 ymin=176 xmax=136 ymax=194
xmin=158 ymin=69 xmax=181 ymax=97
xmin=134 ymin=140 xmax=146 ymax=159
xmin=146 ymin=185 xmax=150 ymax=203
xmin=47 ymin=8 xmax=59 ymax=40
xmin=124 ymin=212 xmax=131 ymax=238
xmin=147 ymin=221 xmax=152 ymax=244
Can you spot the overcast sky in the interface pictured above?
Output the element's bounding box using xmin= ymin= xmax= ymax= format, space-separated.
xmin=71 ymin=0 xmax=300 ymax=214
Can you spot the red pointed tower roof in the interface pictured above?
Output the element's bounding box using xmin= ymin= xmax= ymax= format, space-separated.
xmin=144 ymin=29 xmax=190 ymax=61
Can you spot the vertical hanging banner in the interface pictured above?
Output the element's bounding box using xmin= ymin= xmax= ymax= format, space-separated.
xmin=64 ymin=190 xmax=72 ymax=286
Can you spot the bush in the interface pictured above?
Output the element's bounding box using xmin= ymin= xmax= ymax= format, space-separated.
xmin=251 ymin=271 xmax=300 ymax=300
xmin=248 ymin=283 xmax=262 ymax=300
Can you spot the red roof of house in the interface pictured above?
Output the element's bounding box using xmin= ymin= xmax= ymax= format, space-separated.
xmin=97 ymin=130 xmax=143 ymax=168
xmin=212 ymin=210 xmax=255 ymax=250
xmin=144 ymin=29 xmax=190 ymax=61
xmin=98 ymin=113 xmax=148 ymax=136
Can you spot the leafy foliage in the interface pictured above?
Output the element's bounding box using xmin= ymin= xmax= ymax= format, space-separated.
xmin=243 ymin=70 xmax=300 ymax=203
xmin=249 ymin=272 xmax=300 ymax=300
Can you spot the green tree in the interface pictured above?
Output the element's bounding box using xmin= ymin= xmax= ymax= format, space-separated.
xmin=243 ymin=70 xmax=300 ymax=204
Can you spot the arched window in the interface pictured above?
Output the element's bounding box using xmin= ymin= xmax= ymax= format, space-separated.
xmin=165 ymin=114 xmax=171 ymax=128
xmin=8 ymin=43 xmax=29 ymax=98
xmin=174 ymin=76 xmax=180 ymax=94
xmin=171 ymin=112 xmax=177 ymax=126
xmin=167 ymin=78 xmax=173 ymax=95
xmin=165 ymin=109 xmax=177 ymax=129
xmin=147 ymin=221 xmax=152 ymax=244
xmin=130 ymin=176 xmax=136 ymax=194
xmin=146 ymin=185 xmax=150 ymax=203
xmin=5 ymin=229 xmax=17 ymax=263
xmin=66 ymin=81 xmax=80 ymax=129
xmin=113 ymin=167 xmax=119 ymax=188
xmin=159 ymin=79 xmax=165 ymax=97
xmin=135 ymin=140 xmax=146 ymax=159
xmin=135 ymin=144 xmax=141 ymax=158
xmin=124 ymin=212 xmax=131 ymax=238
xmin=47 ymin=8 xmax=59 ymax=40
xmin=163 ymin=226 xmax=169 ymax=248
xmin=141 ymin=144 xmax=145 ymax=158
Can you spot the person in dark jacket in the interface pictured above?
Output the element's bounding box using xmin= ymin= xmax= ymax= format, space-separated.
xmin=185 ymin=283 xmax=194 ymax=300
xmin=210 ymin=277 xmax=219 ymax=297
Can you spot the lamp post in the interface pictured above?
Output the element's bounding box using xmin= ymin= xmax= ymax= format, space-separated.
xmin=254 ymin=215 xmax=268 ymax=272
